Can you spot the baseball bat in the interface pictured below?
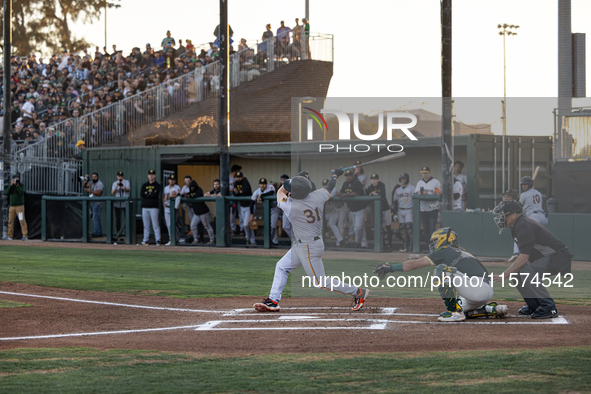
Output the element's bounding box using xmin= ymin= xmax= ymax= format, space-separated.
xmin=532 ymin=165 xmax=541 ymax=181
xmin=334 ymin=152 xmax=406 ymax=173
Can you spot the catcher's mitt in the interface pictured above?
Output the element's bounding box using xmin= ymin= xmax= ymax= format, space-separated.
xmin=248 ymin=219 xmax=259 ymax=230
xmin=373 ymin=262 xmax=392 ymax=280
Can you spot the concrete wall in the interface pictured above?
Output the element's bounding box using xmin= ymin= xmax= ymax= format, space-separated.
xmin=442 ymin=211 xmax=591 ymax=260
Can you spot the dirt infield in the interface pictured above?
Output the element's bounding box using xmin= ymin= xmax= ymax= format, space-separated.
xmin=1 ymin=282 xmax=590 ymax=355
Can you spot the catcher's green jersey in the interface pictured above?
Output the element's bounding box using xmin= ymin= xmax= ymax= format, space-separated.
xmin=424 ymin=246 xmax=488 ymax=278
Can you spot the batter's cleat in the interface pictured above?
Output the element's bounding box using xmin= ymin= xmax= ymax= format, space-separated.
xmin=518 ymin=305 xmax=535 ymax=315
xmin=508 ymin=254 xmax=519 ymax=262
xmin=351 ymin=288 xmax=370 ymax=311
xmin=438 ymin=311 xmax=466 ymax=322
xmin=253 ymin=298 xmax=281 ymax=312
xmin=531 ymin=308 xmax=559 ymax=319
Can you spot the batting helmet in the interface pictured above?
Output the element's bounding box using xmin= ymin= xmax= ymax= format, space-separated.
xmin=520 ymin=176 xmax=534 ymax=187
xmin=288 ymin=176 xmax=312 ymax=200
xmin=399 ymin=173 xmax=409 ymax=183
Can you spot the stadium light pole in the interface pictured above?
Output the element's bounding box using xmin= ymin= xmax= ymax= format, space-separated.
xmin=2 ymin=0 xmax=12 ymax=240
xmin=104 ymin=1 xmax=121 ymax=49
xmin=441 ymin=0 xmax=453 ymax=211
xmin=498 ymin=23 xmax=519 ymax=194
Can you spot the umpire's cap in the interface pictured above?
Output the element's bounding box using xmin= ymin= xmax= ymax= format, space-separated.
xmin=288 ymin=176 xmax=312 ymax=200
xmin=520 ymin=176 xmax=534 ymax=187
xmin=501 ymin=200 xmax=523 ymax=215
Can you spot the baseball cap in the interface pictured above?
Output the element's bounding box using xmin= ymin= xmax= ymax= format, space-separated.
xmin=344 ymin=169 xmax=354 ymax=176
xmin=259 ymin=178 xmax=267 ymax=184
xmin=420 ymin=166 xmax=430 ymax=173
xmin=117 ymin=171 xmax=124 ymax=176
xmin=280 ymin=174 xmax=289 ymax=180
xmin=169 ymin=174 xmax=176 ymax=180
xmin=322 ymin=179 xmax=329 ymax=186
xmin=354 ymin=160 xmax=362 ymax=165
xmin=148 ymin=169 xmax=156 ymax=175
xmin=235 ymin=171 xmax=244 ymax=178
xmin=502 ymin=200 xmax=523 ymax=215
xmin=502 ymin=189 xmax=513 ymax=195
xmin=370 ymin=173 xmax=379 ymax=179
xmin=75 ymin=140 xmax=85 ymax=147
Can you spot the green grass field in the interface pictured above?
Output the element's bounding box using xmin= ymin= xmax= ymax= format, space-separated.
xmin=1 ymin=244 xmax=590 ymax=392
xmin=1 ymin=347 xmax=590 ymax=393
xmin=0 ymin=245 xmax=588 ymax=301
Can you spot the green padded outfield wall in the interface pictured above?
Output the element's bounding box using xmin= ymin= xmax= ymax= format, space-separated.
xmin=442 ymin=211 xmax=591 ymax=261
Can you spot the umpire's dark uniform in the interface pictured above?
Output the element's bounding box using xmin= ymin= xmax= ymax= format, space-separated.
xmin=506 ymin=202 xmax=573 ymax=318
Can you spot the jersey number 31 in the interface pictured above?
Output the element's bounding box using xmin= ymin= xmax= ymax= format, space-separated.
xmin=303 ymin=207 xmax=321 ymax=223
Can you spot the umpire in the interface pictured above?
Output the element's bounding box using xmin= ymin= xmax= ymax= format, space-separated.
xmin=493 ymin=200 xmax=573 ymax=319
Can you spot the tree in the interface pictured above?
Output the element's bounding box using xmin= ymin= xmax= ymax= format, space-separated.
xmin=1 ymin=0 xmax=113 ymax=56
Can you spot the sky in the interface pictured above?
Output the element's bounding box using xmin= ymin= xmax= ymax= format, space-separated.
xmin=71 ymin=0 xmax=591 ymax=136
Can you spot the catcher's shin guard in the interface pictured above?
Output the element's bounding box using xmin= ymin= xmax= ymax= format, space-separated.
xmin=465 ymin=303 xmax=508 ymax=319
xmin=435 ymin=264 xmax=461 ymax=312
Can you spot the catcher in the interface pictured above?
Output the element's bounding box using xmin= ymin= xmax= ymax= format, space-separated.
xmin=373 ymin=228 xmax=508 ymax=322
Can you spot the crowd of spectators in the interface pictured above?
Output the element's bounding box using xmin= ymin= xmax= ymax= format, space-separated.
xmin=1 ymin=19 xmax=312 ymax=156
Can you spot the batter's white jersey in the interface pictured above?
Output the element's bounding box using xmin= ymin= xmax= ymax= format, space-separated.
xmin=394 ymin=184 xmax=415 ymax=209
xmin=520 ymin=188 xmax=543 ymax=216
xmin=415 ymin=178 xmax=441 ymax=211
xmin=291 ymin=188 xmax=331 ymax=241
xmin=453 ymin=180 xmax=463 ymax=211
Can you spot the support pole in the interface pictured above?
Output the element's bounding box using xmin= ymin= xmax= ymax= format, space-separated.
xmin=218 ymin=0 xmax=231 ymax=246
xmin=441 ymin=0 xmax=453 ymax=211
xmin=2 ymin=0 xmax=12 ymax=240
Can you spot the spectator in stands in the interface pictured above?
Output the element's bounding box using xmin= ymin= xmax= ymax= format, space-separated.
xmin=161 ymin=30 xmax=176 ymax=58
xmin=186 ymin=39 xmax=195 ymax=54
xmin=153 ymin=51 xmax=165 ymax=68
xmin=293 ymin=18 xmax=302 ymax=44
xmin=21 ymin=95 xmax=36 ymax=124
xmin=302 ymin=18 xmax=311 ymax=59
xmin=176 ymin=39 xmax=186 ymax=57
xmin=111 ymin=171 xmax=131 ymax=240
xmin=5 ymin=175 xmax=28 ymax=241
xmin=84 ymin=172 xmax=104 ymax=238
xmin=277 ymin=20 xmax=291 ymax=49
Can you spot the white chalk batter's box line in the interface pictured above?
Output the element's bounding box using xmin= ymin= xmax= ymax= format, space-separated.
xmin=0 ymin=291 xmax=569 ymax=340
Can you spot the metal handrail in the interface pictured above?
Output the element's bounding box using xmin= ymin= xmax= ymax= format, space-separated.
xmin=14 ymin=32 xmax=333 ymax=160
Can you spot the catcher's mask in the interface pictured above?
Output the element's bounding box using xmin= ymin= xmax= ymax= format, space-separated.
xmin=493 ymin=200 xmax=523 ymax=234
xmin=429 ymin=227 xmax=458 ymax=252
xmin=288 ymin=176 xmax=312 ymax=200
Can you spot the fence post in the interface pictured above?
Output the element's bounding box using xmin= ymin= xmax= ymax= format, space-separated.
xmin=215 ymin=197 xmax=226 ymax=247
xmin=106 ymin=200 xmax=113 ymax=243
xmin=170 ymin=204 xmax=177 ymax=246
xmin=374 ymin=198 xmax=382 ymax=253
xmin=125 ymin=199 xmax=132 ymax=245
xmin=263 ymin=198 xmax=270 ymax=249
xmin=82 ymin=199 xmax=89 ymax=243
xmin=41 ymin=197 xmax=47 ymax=241
xmin=412 ymin=198 xmax=421 ymax=253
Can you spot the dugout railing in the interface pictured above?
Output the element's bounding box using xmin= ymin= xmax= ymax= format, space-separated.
xmin=41 ymin=196 xmax=133 ymax=244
